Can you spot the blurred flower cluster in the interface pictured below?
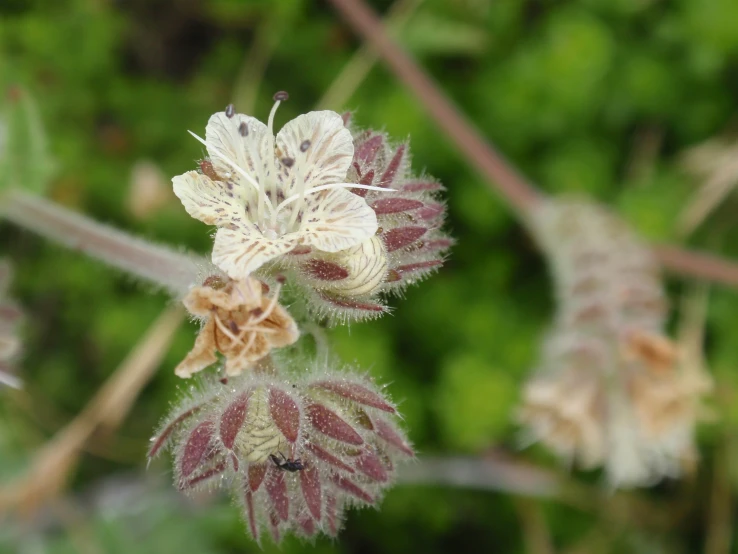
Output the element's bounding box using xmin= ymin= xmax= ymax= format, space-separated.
xmin=158 ymin=95 xmax=449 ymax=541
xmin=518 ymin=198 xmax=711 ymax=487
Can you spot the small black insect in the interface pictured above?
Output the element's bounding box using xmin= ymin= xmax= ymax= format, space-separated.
xmin=269 ymin=452 xmax=305 ymax=472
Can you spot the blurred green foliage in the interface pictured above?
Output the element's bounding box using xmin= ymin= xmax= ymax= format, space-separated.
xmin=1 ymin=0 xmax=737 ymax=552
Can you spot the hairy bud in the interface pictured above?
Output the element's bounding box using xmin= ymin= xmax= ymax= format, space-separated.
xmin=150 ymin=359 xmax=413 ymax=543
xmin=271 ymin=122 xmax=452 ymax=323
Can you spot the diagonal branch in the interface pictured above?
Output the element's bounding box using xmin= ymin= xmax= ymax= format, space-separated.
xmin=653 ymin=245 xmax=738 ymax=289
xmin=327 ymin=0 xmax=738 ymax=290
xmin=328 ymin=0 xmax=542 ymax=218
xmin=1 ymin=189 xmax=209 ymax=297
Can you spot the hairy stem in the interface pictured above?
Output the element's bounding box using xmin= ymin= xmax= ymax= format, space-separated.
xmin=1 ymin=189 xmax=208 ymax=297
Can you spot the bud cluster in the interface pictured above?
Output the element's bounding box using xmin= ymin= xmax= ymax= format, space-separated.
xmin=518 ymin=198 xmax=711 ymax=487
xmin=150 ymin=360 xmax=413 ymax=542
xmin=268 ymin=119 xmax=452 ymax=323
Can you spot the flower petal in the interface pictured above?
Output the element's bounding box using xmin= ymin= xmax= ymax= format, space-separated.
xmin=174 ymin=320 xmax=218 ymax=378
xmin=275 ymin=111 xmax=354 ymax=197
xmin=205 ymin=111 xmax=270 ymax=205
xmin=173 ymin=171 xmax=246 ymax=227
xmin=296 ymin=188 xmax=377 ymax=253
xmin=212 ymin=227 xmax=297 ymax=279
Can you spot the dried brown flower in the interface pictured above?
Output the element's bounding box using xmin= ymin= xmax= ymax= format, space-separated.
xmin=175 ymin=276 xmax=299 ymax=378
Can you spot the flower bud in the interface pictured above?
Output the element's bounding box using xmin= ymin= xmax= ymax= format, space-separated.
xmin=272 ymin=126 xmax=452 ymax=323
xmin=304 ymin=235 xmax=388 ymax=298
xmin=149 ymin=359 xmax=413 ymax=543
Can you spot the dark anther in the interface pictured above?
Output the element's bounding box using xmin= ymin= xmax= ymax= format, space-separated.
xmin=238 ymin=122 xmax=248 ymax=137
xmin=225 ymin=104 xmax=235 ymax=118
xmin=282 ymin=157 xmax=295 ymax=168
xmin=202 ymin=275 xmax=227 ymax=289
xmin=229 ymin=321 xmax=239 ymax=334
xmin=300 ymin=140 xmax=311 ymax=152
xmin=273 ymin=91 xmax=289 ymax=102
xmin=276 ymin=274 xmax=287 ymax=285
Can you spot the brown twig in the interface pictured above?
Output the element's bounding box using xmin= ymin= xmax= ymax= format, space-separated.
xmin=653 ymin=246 xmax=738 ymax=289
xmin=327 ymin=0 xmax=738 ymax=290
xmin=327 ymin=0 xmax=542 ymax=218
xmin=0 ymin=306 xmax=185 ymax=517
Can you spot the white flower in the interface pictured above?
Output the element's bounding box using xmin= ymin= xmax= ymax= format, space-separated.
xmin=173 ymin=94 xmax=385 ymax=279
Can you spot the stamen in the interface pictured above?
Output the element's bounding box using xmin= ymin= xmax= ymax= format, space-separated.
xmin=267 ymin=98 xmax=283 ymax=137
xmin=250 ymin=282 xmax=283 ymax=325
xmin=285 ymin=155 xmax=306 ymax=230
xmin=226 ymin=331 xmax=258 ymax=374
xmin=187 ymin=130 xmax=273 ymax=216
xmin=225 ymin=104 xmax=235 ymax=118
xmin=275 ymin=183 xmax=395 ymax=217
xmin=213 ymin=311 xmax=243 ymax=345
xmin=266 ymin=93 xmax=288 ymax=214
xmin=300 ymin=140 xmax=311 ymax=152
xmin=238 ymin=122 xmax=249 ymax=137
xmin=282 ymin=157 xmax=295 ymax=168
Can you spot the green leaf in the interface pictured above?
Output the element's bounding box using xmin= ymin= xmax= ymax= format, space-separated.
xmin=0 ymin=86 xmax=54 ymax=195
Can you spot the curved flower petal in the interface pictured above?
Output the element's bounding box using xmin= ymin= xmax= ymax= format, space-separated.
xmin=174 ymin=320 xmax=218 ymax=378
xmin=275 ymin=111 xmax=354 ymax=197
xmin=295 ymin=188 xmax=377 ymax=253
xmin=213 ymin=227 xmax=297 ymax=279
xmin=205 ymin=111 xmax=271 ymax=206
xmin=173 ymin=171 xmax=247 ymax=226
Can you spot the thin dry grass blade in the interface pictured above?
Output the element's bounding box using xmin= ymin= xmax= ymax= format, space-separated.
xmin=0 ymin=306 xmax=185 ymax=516
xmin=317 ymin=0 xmax=423 ymax=111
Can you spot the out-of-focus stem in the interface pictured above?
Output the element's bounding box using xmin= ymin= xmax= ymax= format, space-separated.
xmin=316 ymin=0 xmax=423 ymax=111
xmin=232 ymin=17 xmax=285 ymax=115
xmin=653 ymin=245 xmax=738 ymax=289
xmin=398 ymin=455 xmax=674 ymax=529
xmin=328 ymin=0 xmax=738 ymax=291
xmin=327 ymin=0 xmax=543 ymax=218
xmin=1 ymin=189 xmax=207 ymax=297
xmin=396 ymin=455 xmax=561 ymax=498
xmin=514 ymin=498 xmax=554 ymax=554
